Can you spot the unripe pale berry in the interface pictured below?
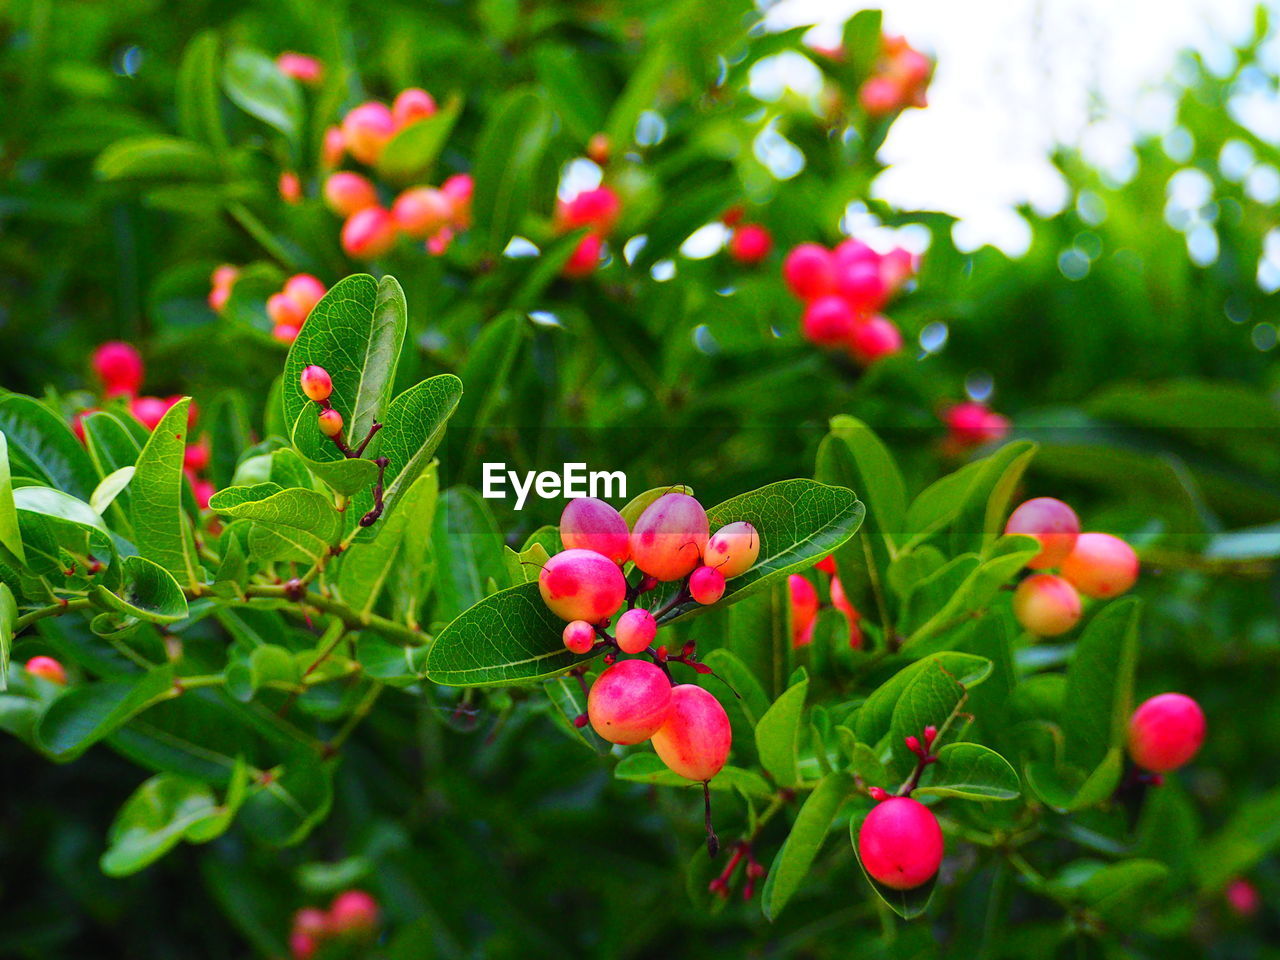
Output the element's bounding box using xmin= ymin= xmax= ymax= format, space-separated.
xmin=650 ymin=684 xmax=732 ymax=782
xmin=783 ymin=243 xmax=836 ymax=300
xmin=1004 ymin=497 xmax=1080 ymax=569
xmin=273 ymin=324 xmax=300 ymax=345
xmin=341 ymin=101 xmax=396 ymax=165
xmin=703 ymin=521 xmax=760 ymax=578
xmin=267 ymin=293 xmax=306 ymax=330
xmin=276 ymin=52 xmax=323 ymax=86
xmin=26 ymin=656 xmax=67 ymax=685
xmin=615 ymin=607 xmax=656 ymax=654
xmin=392 ymin=87 xmax=437 ymax=127
xmin=328 ymin=889 xmax=379 ymax=935
xmin=728 ymin=224 xmax=773 ymax=265
xmin=93 ymin=341 xmax=144 ymax=397
xmin=945 ymin=401 xmax=1010 ymax=448
xmin=322 ymin=126 xmax=346 ymax=168
xmin=441 ymin=173 xmax=473 ymax=228
xmin=857 ymin=797 xmax=944 ymax=890
xmin=341 ymin=207 xmax=398 ymax=259
xmin=630 ymin=493 xmax=710 ymax=582
xmin=130 ymin=396 xmax=170 ymax=431
xmin=689 ymin=565 xmax=725 ymax=605
xmin=283 ymin=275 xmax=327 ymax=314
xmin=292 ymin=907 xmax=329 ymax=939
xmin=802 ymin=295 xmax=857 ymax=345
xmin=587 ymin=658 xmax=672 ymax=745
xmin=560 ymin=496 xmax=630 ymax=565
xmin=537 ymin=548 xmax=627 ymax=623
xmin=317 ymin=408 xmax=344 ymax=438
xmin=562 ymin=620 xmax=596 ymax=654
xmin=211 ymin=264 xmax=239 ymax=290
xmin=392 ymin=187 xmax=452 ymax=239
xmin=1127 ymin=692 xmax=1205 ymax=773
xmin=848 ymin=314 xmax=902 ymax=364
xmin=300 ymin=365 xmax=333 ymax=403
xmin=1061 ymin=532 xmax=1139 ymax=599
xmin=1012 ymin=573 xmax=1082 ymax=637
xmin=324 ymin=172 xmax=378 ymax=217
xmin=563 ymin=233 xmax=603 ymax=278
xmin=790 ymin=574 xmax=819 ymax=646
xmin=278 ymin=170 xmax=302 ymax=204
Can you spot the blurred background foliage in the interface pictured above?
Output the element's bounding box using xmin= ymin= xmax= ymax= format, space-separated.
xmin=0 ymin=0 xmax=1277 ymax=957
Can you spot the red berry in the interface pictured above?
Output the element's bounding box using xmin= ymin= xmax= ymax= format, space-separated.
xmin=689 ymin=565 xmax=725 ymax=605
xmin=880 ymin=246 xmax=916 ymax=292
xmin=328 ymin=889 xmax=379 ymax=935
xmin=615 ymin=608 xmax=657 ymax=654
xmin=945 ymin=402 xmax=1009 ymax=448
xmin=563 ymin=232 xmax=604 ymax=278
xmin=848 ymin=314 xmax=902 ymax=364
xmin=537 ymin=548 xmax=627 ymax=623
xmin=703 ymin=521 xmax=759 ymax=579
xmin=392 ymin=187 xmax=452 ymax=239
xmin=1226 ymin=879 xmax=1260 ymax=918
xmin=292 ymin=907 xmax=329 ymax=939
xmin=556 ymin=186 xmax=621 ymax=236
xmin=300 ymin=366 xmax=333 ymax=403
xmin=1012 ymin=573 xmax=1082 ymax=637
xmin=857 ymin=797 xmax=944 ymax=890
xmin=789 ymin=574 xmax=819 ymax=646
xmin=728 ymin=224 xmax=773 ymax=265
xmin=629 ymin=493 xmax=710 ymax=582
xmin=560 ymin=497 xmax=630 ymax=565
xmin=562 ymin=620 xmax=596 ymax=654
xmin=1061 ymin=533 xmax=1139 ymax=599
xmin=324 ymin=172 xmax=378 ymax=217
xmin=650 ymin=684 xmax=732 ymax=782
xmin=289 ymin=931 xmax=317 ymax=960
xmin=276 ymin=52 xmax=323 ymax=86
xmin=783 ymin=244 xmax=837 ymax=300
xmin=341 ymin=207 xmax=398 ymax=259
xmin=802 ymin=296 xmax=857 ymax=345
xmin=1005 ymin=497 xmax=1080 ymax=569
xmin=92 ymin=342 xmax=144 ymax=397
xmin=283 ymin=275 xmax=327 ymax=315
xmin=815 ymin=554 xmax=837 ymax=575
xmin=587 ymin=659 xmax=672 ymax=745
xmin=192 ymin=478 xmax=215 ymax=510
xmin=341 ymin=102 xmax=396 ymax=166
xmin=26 ymin=656 xmax=67 ymax=685
xmin=830 ymin=576 xmax=860 ymax=624
xmin=835 ymin=258 xmax=887 ymax=312
xmin=183 ymin=439 xmax=211 ymax=473
xmin=317 ymin=408 xmax=344 ymax=439
xmin=130 ymin=396 xmax=170 ymax=431
xmin=1128 ymin=693 xmax=1205 ymax=773
xmin=392 ymin=87 xmax=437 ymax=127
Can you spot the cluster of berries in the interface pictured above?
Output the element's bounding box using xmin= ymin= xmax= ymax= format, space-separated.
xmin=1003 ymin=497 xmax=1140 ymax=636
xmin=288 ymin=889 xmax=379 ymax=960
xmin=721 ymin=207 xmax=773 ymax=267
xmin=789 ymin=554 xmax=862 ymax=649
xmin=320 ymin=91 xmax=472 ymax=259
xmin=782 ymin=239 xmax=917 ymax=364
xmin=209 ymin=267 xmax=329 ymax=345
xmin=82 ymin=342 xmax=214 ymax=507
xmin=858 ymin=35 xmax=933 ymax=118
xmin=555 ymin=185 xmax=622 ymax=278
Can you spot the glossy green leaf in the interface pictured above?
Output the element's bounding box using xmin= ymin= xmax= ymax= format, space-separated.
xmin=375 ymin=94 xmax=463 ymax=184
xmin=36 ymin=667 xmax=178 ymax=761
xmin=701 ymin=648 xmax=769 ymax=726
xmin=0 ymin=583 xmax=15 ymax=692
xmin=82 ymin=410 xmax=143 ymax=533
xmin=131 ymin=399 xmax=201 ymax=590
xmin=0 ymin=395 xmax=97 ymax=500
xmin=915 ymin=742 xmax=1020 ymax=801
xmin=95 ymin=135 xmax=221 ymax=181
xmin=761 ymin=771 xmax=854 ymax=920
xmin=854 ymin=652 xmax=992 ymax=747
xmin=221 ymin=46 xmax=302 ymax=141
xmin=430 ymin=487 xmax=506 ymax=623
xmin=208 ymin=483 xmax=342 ymax=546
xmin=238 ymin=755 xmax=333 ymax=847
xmin=949 ymin=440 xmax=1037 ymax=557
xmin=471 ymin=87 xmax=553 ymax=254
xmin=0 ymin=433 xmax=24 ymax=563
xmin=91 ymin=555 xmax=190 ymax=625
xmin=338 ymin=468 xmax=438 ymax=618
xmin=359 ymin=375 xmax=461 ymax=520
xmin=1064 ymin=598 xmax=1141 ymax=772
xmin=613 ymin=753 xmax=773 ymax=798
xmin=90 ymin=465 xmax=135 ymax=515
xmin=176 ymin=31 xmax=227 ymax=153
xmin=755 ymin=671 xmax=808 ymax=787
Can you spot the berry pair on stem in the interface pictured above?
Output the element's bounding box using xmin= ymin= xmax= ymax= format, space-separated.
xmin=298 ymin=366 xmax=388 ymax=527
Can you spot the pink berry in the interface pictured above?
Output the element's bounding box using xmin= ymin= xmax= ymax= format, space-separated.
xmin=1226 ymin=879 xmax=1260 ymax=918
xmin=426 ymin=227 xmax=454 ymax=256
xmin=276 ymin=52 xmax=323 ymax=86
xmin=1004 ymin=497 xmax=1080 ymax=569
xmin=859 ymin=76 xmax=902 ymax=116
xmin=587 ymin=659 xmax=672 ymax=745
xmin=273 ymin=324 xmax=300 ymax=345
xmin=323 ymin=172 xmax=378 ymax=217
xmin=703 ymin=521 xmax=760 ymax=579
xmin=815 ymin=554 xmax=837 ymax=575
xmin=782 ymin=244 xmax=836 ymax=300
xmin=192 ymin=478 xmax=214 ymax=510
xmin=183 ymin=439 xmax=211 ymax=472
xmin=560 ymin=497 xmax=630 ymax=565
xmin=802 ymin=295 xmax=857 ymax=345
xmin=322 ymin=126 xmax=346 ymax=168
xmin=689 ymin=565 xmax=725 ymax=605
xmin=211 ymin=263 xmax=239 ymax=288
xmin=317 ymin=408 xmax=344 ymax=439
xmin=299 ymin=365 xmax=333 ymax=403
xmin=629 ymin=493 xmax=710 ymax=582
xmin=615 ymin=608 xmax=657 ymax=654
xmin=728 ymin=224 xmax=773 ymax=265
xmin=1061 ymin=533 xmax=1139 ymax=599
xmin=789 ymin=574 xmax=819 ymax=646
xmin=26 ymin=656 xmax=67 ymax=685
xmin=556 ymin=186 xmax=621 ymax=236
xmin=848 ymin=314 xmax=902 ymax=364
xmin=1128 ymin=693 xmax=1206 ymax=773
xmin=945 ymin=402 xmax=1009 ymax=448
xmin=830 ymin=576 xmax=863 ymax=648
xmin=392 ymin=187 xmax=452 ymax=239
xmin=278 ymin=170 xmax=302 ymax=204
xmin=392 ymin=87 xmax=437 ymax=127
xmin=289 ymin=931 xmax=317 ymax=960
xmin=292 ymin=907 xmax=329 ymax=939
xmin=1012 ymin=573 xmax=1082 ymax=637
xmin=880 ymin=247 xmax=916 ymax=292
xmin=341 ymin=101 xmax=396 ymax=166
xmin=857 ymin=797 xmax=944 ymax=890
xmin=650 ymin=684 xmax=732 ymax=782
xmin=562 ymin=233 xmax=604 ymax=278
xmin=283 ymin=275 xmax=327 ymax=315
xmin=328 ymin=889 xmax=379 ymax=935
xmin=267 ymin=293 xmax=306 ymax=330
xmin=341 ymin=207 xmax=398 ymax=259
xmin=92 ymin=341 xmax=144 ymax=397
xmin=562 ymin=620 xmax=596 ymax=654
xmin=537 ymin=548 xmax=627 ymax=623
xmin=834 ymin=258 xmax=887 ymax=311
xmin=441 ymin=173 xmax=473 ymax=228
xmin=130 ymin=396 xmax=170 ymax=431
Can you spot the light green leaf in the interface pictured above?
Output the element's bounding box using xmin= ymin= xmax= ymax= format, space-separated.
xmin=90 ymin=555 xmax=190 ymax=625
xmin=613 ymin=753 xmax=773 ymax=798
xmin=338 ymin=468 xmax=438 ymax=618
xmin=90 ymin=466 xmax=135 ymax=515
xmin=0 ymin=433 xmax=25 ymax=563
xmin=761 ymin=771 xmax=854 ymax=920
xmin=131 ymin=399 xmax=201 ymax=590
xmin=755 ymin=671 xmax=809 ymax=788
xmin=0 ymin=583 xmax=15 ymax=692
xmin=472 ymin=87 xmax=554 ymax=254
xmin=915 ymin=742 xmax=1020 ymax=800
xmin=221 ymin=46 xmax=302 ymax=141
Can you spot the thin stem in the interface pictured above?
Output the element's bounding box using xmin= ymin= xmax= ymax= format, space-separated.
xmin=14 ymin=598 xmax=93 ymax=631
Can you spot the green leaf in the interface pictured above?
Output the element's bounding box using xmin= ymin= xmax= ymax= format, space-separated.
xmin=375 ymin=94 xmax=463 ymax=184
xmin=915 ymin=742 xmax=1020 ymax=801
xmin=471 ymin=87 xmax=554 ymax=254
xmin=338 ymin=468 xmax=438 ymax=618
xmin=36 ymin=667 xmax=178 ymax=761
xmin=176 ymin=31 xmax=227 ymax=153
xmin=853 ymin=653 xmax=992 ymax=747
xmin=239 ymin=755 xmax=332 ymax=847
xmin=604 ymin=41 xmax=670 ymax=147
xmin=447 ymin=311 xmax=528 ymax=477
xmin=905 ymin=538 xmax=1039 ymax=649
xmin=701 ymin=648 xmax=769 ymax=726
xmin=613 ymin=753 xmax=773 ymax=798
xmin=0 ymin=395 xmax=97 ymax=500
xmin=131 ymin=399 xmax=201 ymax=590
xmin=1197 ymin=787 xmax=1280 ymax=893
xmin=543 ymin=673 xmax=608 ymax=753
xmin=761 ymin=771 xmax=854 ymax=920
xmin=1074 ymin=859 xmax=1170 ymax=923
xmin=91 ymin=555 xmax=190 ymax=625
xmin=90 ymin=466 xmax=135 ymax=515
xmin=0 ymin=433 xmax=25 ymax=563
xmin=949 ymin=441 xmax=1037 ymax=557
xmin=430 ymin=487 xmax=506 ymax=623
xmin=364 ymin=375 xmax=462 ymax=519
xmin=850 ymin=807 xmax=937 ymax=919
xmin=208 ymin=484 xmax=342 ymax=546
xmin=820 ymin=415 xmax=907 ymax=547
xmin=533 ymin=45 xmax=606 ymax=142
xmin=95 ymin=136 xmax=221 ymax=181
xmin=755 ymin=671 xmax=809 ymax=788
xmin=619 ymin=484 xmax=694 ymax=529
xmin=221 ymin=46 xmax=302 ymax=142
xmin=82 ymin=410 xmax=143 ymax=533
xmin=887 ymin=659 xmax=969 ymax=774
xmin=227 ymin=644 xmax=300 ymax=701
xmin=1064 ymin=598 xmax=1141 ymax=772
xmin=0 ymin=583 xmax=15 ymax=692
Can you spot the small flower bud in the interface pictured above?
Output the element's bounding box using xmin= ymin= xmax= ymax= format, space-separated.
xmin=868 ymin=786 xmax=890 ymax=802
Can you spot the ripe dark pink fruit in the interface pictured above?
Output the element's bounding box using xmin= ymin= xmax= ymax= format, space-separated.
xmin=857 ymin=797 xmax=944 ymax=890
xmin=392 ymin=187 xmax=452 ymax=239
xmin=1061 ymin=532 xmax=1139 ymax=599
xmin=728 ymin=224 xmax=773 ymax=265
xmin=300 ymin=365 xmax=333 ymax=403
xmin=392 ymin=87 xmax=437 ymax=127
xmin=556 ymin=186 xmax=621 ymax=235
xmin=562 ymin=232 xmax=604 ymax=278
xmin=1005 ymin=497 xmax=1080 ymax=569
xmin=782 ymin=243 xmax=836 ymax=300
xmin=789 ymin=574 xmax=819 ymax=646
xmin=130 ymin=396 xmax=170 ymax=431
xmin=26 ymin=656 xmax=67 ymax=685
xmin=1226 ymin=878 xmax=1260 ymax=918
xmin=945 ymin=401 xmax=1010 ymax=448
xmin=341 ymin=207 xmax=398 ymax=259
xmin=328 ymin=889 xmax=379 ymax=935
xmin=324 ymin=172 xmax=378 ymax=217
xmin=704 ymin=521 xmax=759 ymax=579
xmin=630 ymin=493 xmax=710 ymax=582
xmin=562 ymin=620 xmax=596 ymax=654
xmin=615 ymin=607 xmax=656 ymax=654
xmin=587 ymin=659 xmax=673 ymax=745
xmin=848 ymin=315 xmax=902 ymax=364
xmin=830 ymin=576 xmax=864 ymax=649
xmin=834 ymin=259 xmax=887 ymax=311
xmin=802 ymin=295 xmax=857 ymax=345
xmin=650 ymin=684 xmax=732 ymax=781
xmin=92 ymin=341 xmax=144 ymax=397
xmin=317 ymin=408 xmax=344 ymax=439
xmin=1012 ymin=573 xmax=1081 ymax=637
xmin=1128 ymin=692 xmax=1205 ymax=773
xmin=560 ymin=497 xmax=630 ymax=564
xmin=289 ymin=931 xmax=317 ymax=960
xmin=537 ymin=548 xmax=627 ymax=623
xmin=341 ymin=102 xmax=396 ymax=165
xmin=689 ymin=565 xmax=726 ymax=605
